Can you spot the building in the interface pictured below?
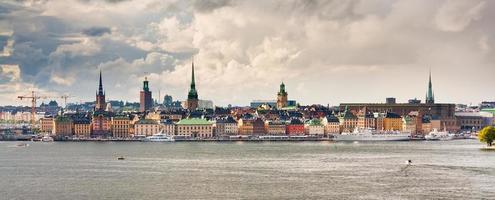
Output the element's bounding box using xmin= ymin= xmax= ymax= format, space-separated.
xmin=215 ymin=117 xmax=238 ymax=136
xmin=286 ymin=118 xmax=305 ymax=135
xmin=238 ymin=117 xmax=265 ymax=135
xmin=383 ymin=112 xmax=402 ymax=131
xmin=266 ymin=121 xmax=286 ymax=135
xmin=176 ymin=118 xmax=214 ymax=138
xmin=111 ymin=115 xmax=131 ymax=138
xmin=73 ymin=117 xmax=91 ymax=138
xmin=305 ymin=118 xmax=324 ymax=136
xmin=91 ymin=111 xmax=111 ymax=138
xmin=425 ymin=71 xmax=435 ymax=104
xmin=339 ymin=106 xmax=358 ymax=132
xmin=164 ymin=95 xmax=173 ymax=107
xmin=160 ymin=119 xmax=176 ymax=135
xmin=250 ymin=100 xmax=297 ymax=108
xmin=140 ymin=77 xmax=153 ymax=112
xmin=40 ymin=117 xmax=54 ymax=134
xmin=134 ymin=119 xmax=160 ymax=136
xmin=402 ymin=115 xmax=417 ymax=134
xmin=357 ymin=107 xmax=375 ymax=130
xmin=276 ymin=82 xmax=288 ymax=109
xmin=185 ymin=61 xmax=199 ymax=111
xmin=53 ymin=116 xmax=73 ymax=138
xmin=455 ymin=112 xmax=491 ymax=131
xmin=323 ymin=114 xmax=340 ymax=135
xmin=95 ymin=70 xmax=106 ymax=111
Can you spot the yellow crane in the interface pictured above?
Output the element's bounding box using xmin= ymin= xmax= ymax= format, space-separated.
xmin=17 ymin=91 xmax=74 ymax=128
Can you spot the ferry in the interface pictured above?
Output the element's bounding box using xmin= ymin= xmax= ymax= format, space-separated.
xmin=334 ymin=128 xmax=411 ymax=141
xmin=143 ymin=131 xmax=175 ymax=142
xmin=425 ymin=128 xmax=453 ymax=141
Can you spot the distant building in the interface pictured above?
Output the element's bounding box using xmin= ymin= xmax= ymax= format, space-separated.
xmin=164 ymin=95 xmax=173 ymax=107
xmin=112 ymin=115 xmax=131 ymax=138
xmin=408 ymin=98 xmax=421 ymax=104
xmin=286 ymin=118 xmax=305 ymax=135
xmin=176 ymin=118 xmax=214 ymax=138
xmin=134 ymin=119 xmax=160 ymax=136
xmin=40 ymin=117 xmax=54 ymax=134
xmin=386 ymin=97 xmax=396 ymax=104
xmin=339 ymin=106 xmax=358 ymax=132
xmin=91 ymin=111 xmax=111 ymax=138
xmin=215 ymin=117 xmax=238 ymax=136
xmin=425 ymin=71 xmax=435 ymax=104
xmin=140 ymin=77 xmax=153 ymax=112
xmin=185 ymin=61 xmax=199 ymax=111
xmin=238 ymin=118 xmax=265 ymax=135
xmin=73 ymin=117 xmax=91 ymax=138
xmin=95 ymin=70 xmax=107 ymax=111
xmin=384 ymin=112 xmax=402 ymax=131
xmin=305 ymin=118 xmax=324 ymax=136
xmin=251 ymin=100 xmax=296 ymax=109
xmin=276 ymin=82 xmax=288 ymax=109
xmin=160 ymin=119 xmax=176 ymax=135
xmin=455 ymin=112 xmax=491 ymax=131
xmin=357 ymin=107 xmax=375 ymax=130
xmin=322 ymin=114 xmax=340 ymax=135
xmin=266 ymin=121 xmax=286 ymax=135
xmin=54 ymin=116 xmax=73 ymax=138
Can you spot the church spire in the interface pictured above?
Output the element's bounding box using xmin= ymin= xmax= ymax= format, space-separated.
xmin=187 ymin=60 xmax=198 ymax=100
xmin=191 ymin=60 xmax=195 ymax=89
xmin=426 ymin=70 xmax=435 ymax=104
xmin=98 ymin=69 xmax=104 ymax=95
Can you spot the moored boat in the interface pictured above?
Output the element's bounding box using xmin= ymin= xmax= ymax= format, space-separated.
xmin=334 ymin=128 xmax=411 ymax=141
xmin=143 ymin=131 xmax=175 ymax=142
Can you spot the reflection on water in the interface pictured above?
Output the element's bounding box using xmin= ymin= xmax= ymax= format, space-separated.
xmin=0 ymin=140 xmax=494 ymax=199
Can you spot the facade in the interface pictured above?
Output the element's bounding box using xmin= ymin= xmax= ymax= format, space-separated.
xmin=383 ymin=112 xmax=403 ymax=131
xmin=305 ymin=118 xmax=324 ymax=136
xmin=139 ymin=77 xmax=153 ymax=112
xmin=185 ymin=62 xmax=199 ymax=111
xmin=266 ymin=121 xmax=286 ymax=135
xmin=215 ymin=117 xmax=238 ymax=136
xmin=402 ymin=115 xmax=417 ymax=134
xmin=455 ymin=112 xmax=488 ymax=131
xmin=286 ymin=119 xmax=305 ymax=135
xmin=40 ymin=117 xmax=54 ymax=134
xmin=323 ymin=115 xmax=340 ymax=135
xmin=73 ymin=118 xmax=91 ymax=138
xmin=53 ymin=116 xmax=73 ymax=137
xmin=91 ymin=111 xmax=111 ymax=137
xmin=160 ymin=119 xmax=176 ymax=135
xmin=134 ymin=119 xmax=161 ymax=136
xmin=276 ymin=82 xmax=288 ymax=109
xmin=176 ymin=118 xmax=214 ymax=138
xmin=357 ymin=107 xmax=376 ymax=130
xmin=111 ymin=115 xmax=131 ymax=138
xmin=238 ymin=118 xmax=266 ymax=135
xmin=339 ymin=107 xmax=358 ymax=132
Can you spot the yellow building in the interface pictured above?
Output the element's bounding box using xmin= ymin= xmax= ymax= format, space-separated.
xmin=53 ymin=116 xmax=73 ymax=138
xmin=176 ymin=118 xmax=213 ymax=138
xmin=112 ymin=115 xmax=131 ymax=138
xmin=134 ymin=119 xmax=161 ymax=136
xmin=40 ymin=117 xmax=54 ymax=134
xmin=383 ymin=112 xmax=402 ymax=131
xmin=265 ymin=121 xmax=286 ymax=135
xmin=73 ymin=118 xmax=91 ymax=138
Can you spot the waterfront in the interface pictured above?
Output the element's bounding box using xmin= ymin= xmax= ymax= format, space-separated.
xmin=1 ymin=140 xmax=494 ymax=199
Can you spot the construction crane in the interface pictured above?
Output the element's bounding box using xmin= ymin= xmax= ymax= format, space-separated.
xmin=17 ymin=91 xmax=74 ymax=128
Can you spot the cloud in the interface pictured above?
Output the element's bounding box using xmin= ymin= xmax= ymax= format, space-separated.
xmin=435 ymin=0 xmax=486 ymax=32
xmin=82 ymin=26 xmax=111 ymax=37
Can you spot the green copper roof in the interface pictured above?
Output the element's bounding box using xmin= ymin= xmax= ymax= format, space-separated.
xmin=278 ymin=82 xmax=287 ymax=96
xmin=176 ymin=118 xmax=213 ymax=125
xmin=306 ymin=118 xmax=322 ymax=126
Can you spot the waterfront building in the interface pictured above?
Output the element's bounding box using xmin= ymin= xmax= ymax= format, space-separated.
xmin=111 ymin=115 xmax=131 ymax=138
xmin=73 ymin=117 xmax=91 ymax=138
xmin=95 ymin=70 xmax=107 ymax=111
xmin=238 ymin=117 xmax=266 ymax=135
xmin=53 ymin=115 xmax=73 ymax=137
xmin=215 ymin=116 xmax=238 ymax=136
xmin=383 ymin=112 xmax=402 ymax=131
xmin=145 ymin=112 xmax=161 ymax=122
xmin=134 ymin=119 xmax=160 ymax=136
xmin=140 ymin=77 xmax=153 ymax=112
xmin=286 ymin=118 xmax=305 ymax=135
xmin=40 ymin=117 xmax=54 ymax=134
xmin=91 ymin=111 xmax=111 ymax=138
xmin=455 ymin=112 xmax=491 ymax=131
xmin=185 ymin=61 xmax=199 ymax=111
xmin=322 ymin=114 xmax=340 ymax=135
xmin=160 ymin=119 xmax=176 ymax=135
xmin=402 ymin=115 xmax=417 ymax=134
xmin=305 ymin=118 xmax=324 ymax=136
xmin=266 ymin=121 xmax=286 ymax=135
xmin=339 ymin=106 xmax=358 ymax=132
xmin=357 ymin=107 xmax=376 ymax=130
xmin=276 ymin=82 xmax=288 ymax=109
xmin=176 ymin=118 xmax=214 ymax=138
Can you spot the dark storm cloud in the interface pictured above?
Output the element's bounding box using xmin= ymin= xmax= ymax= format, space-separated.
xmin=193 ymin=0 xmax=232 ymax=13
xmin=82 ymin=27 xmax=111 ymax=37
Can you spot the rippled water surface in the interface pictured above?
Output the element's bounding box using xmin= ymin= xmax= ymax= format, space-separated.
xmin=1 ymin=140 xmax=494 ymax=199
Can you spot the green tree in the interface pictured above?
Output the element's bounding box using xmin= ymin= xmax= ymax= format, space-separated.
xmin=478 ymin=126 xmax=495 ymax=147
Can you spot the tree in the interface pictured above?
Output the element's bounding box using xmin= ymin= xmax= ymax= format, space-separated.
xmin=478 ymin=126 xmax=495 ymax=147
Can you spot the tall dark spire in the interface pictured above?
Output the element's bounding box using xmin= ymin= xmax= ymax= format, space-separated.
xmin=426 ymin=70 xmax=435 ymax=104
xmin=98 ymin=69 xmax=104 ymax=95
xmin=188 ymin=60 xmax=198 ymax=100
xmin=191 ymin=61 xmax=196 ymax=89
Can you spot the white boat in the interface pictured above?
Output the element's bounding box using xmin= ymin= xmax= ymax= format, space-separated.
xmin=41 ymin=134 xmax=54 ymax=142
xmin=425 ymin=128 xmax=453 ymax=141
xmin=334 ymin=128 xmax=411 ymax=141
xmin=143 ymin=132 xmax=175 ymax=142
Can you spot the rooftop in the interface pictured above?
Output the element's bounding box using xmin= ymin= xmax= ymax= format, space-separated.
xmin=176 ymin=118 xmax=213 ymax=125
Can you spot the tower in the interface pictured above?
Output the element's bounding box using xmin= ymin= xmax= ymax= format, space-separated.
xmin=186 ymin=61 xmax=199 ymax=111
xmin=276 ymin=82 xmax=288 ymax=109
xmin=425 ymin=71 xmax=435 ymax=104
xmin=95 ymin=69 xmax=106 ymax=111
xmin=140 ymin=77 xmax=153 ymax=112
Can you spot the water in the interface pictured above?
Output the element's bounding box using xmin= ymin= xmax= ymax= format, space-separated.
xmin=0 ymin=140 xmax=494 ymax=199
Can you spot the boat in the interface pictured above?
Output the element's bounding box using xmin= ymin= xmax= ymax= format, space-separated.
xmin=425 ymin=128 xmax=453 ymax=141
xmin=16 ymin=143 xmax=29 ymax=147
xmin=333 ymin=128 xmax=411 ymax=141
xmin=41 ymin=134 xmax=54 ymax=142
xmin=143 ymin=131 xmax=175 ymax=142
xmin=117 ymin=156 xmax=125 ymax=160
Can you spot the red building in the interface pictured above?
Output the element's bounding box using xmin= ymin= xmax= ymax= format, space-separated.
xmin=286 ymin=119 xmax=305 ymax=135
xmin=139 ymin=77 xmax=152 ymax=112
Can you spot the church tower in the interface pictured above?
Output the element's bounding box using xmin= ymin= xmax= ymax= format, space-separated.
xmin=425 ymin=71 xmax=435 ymax=104
xmin=186 ymin=61 xmax=199 ymax=111
xmin=140 ymin=77 xmax=153 ymax=112
xmin=276 ymin=82 xmax=288 ymax=109
xmin=95 ymin=70 xmax=106 ymax=111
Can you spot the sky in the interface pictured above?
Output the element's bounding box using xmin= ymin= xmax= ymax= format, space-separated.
xmin=0 ymin=0 xmax=494 ymax=107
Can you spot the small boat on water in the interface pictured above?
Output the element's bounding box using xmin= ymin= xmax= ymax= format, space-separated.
xmin=41 ymin=134 xmax=54 ymax=142
xmin=117 ymin=156 xmax=125 ymax=160
xmin=334 ymin=128 xmax=411 ymax=141
xmin=16 ymin=143 xmax=29 ymax=147
xmin=143 ymin=131 xmax=175 ymax=142
xmin=425 ymin=128 xmax=453 ymax=141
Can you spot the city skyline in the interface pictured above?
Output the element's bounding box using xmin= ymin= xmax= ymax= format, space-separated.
xmin=1 ymin=0 xmax=495 ymax=106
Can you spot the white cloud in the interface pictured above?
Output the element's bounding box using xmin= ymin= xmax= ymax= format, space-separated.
xmin=435 ymin=0 xmax=486 ymax=32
